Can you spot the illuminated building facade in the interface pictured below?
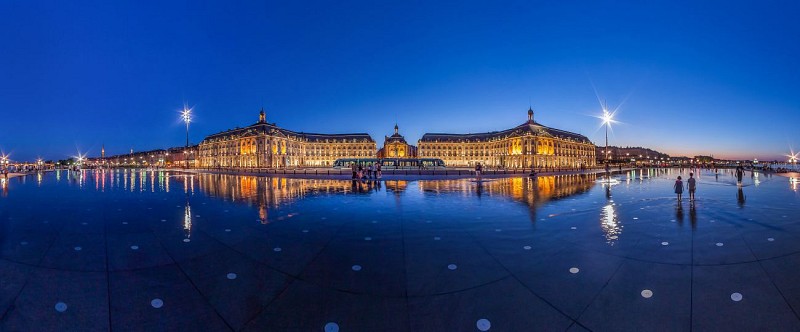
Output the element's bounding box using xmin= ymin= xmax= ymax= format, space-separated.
xmin=95 ymin=146 xmax=197 ymax=168
xmin=198 ymin=109 xmax=376 ymax=168
xmin=377 ymin=124 xmax=417 ymax=159
xmin=417 ymin=108 xmax=596 ymax=168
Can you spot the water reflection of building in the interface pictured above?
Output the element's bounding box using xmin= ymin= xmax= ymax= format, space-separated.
xmin=384 ymin=180 xmax=409 ymax=194
xmin=418 ymin=174 xmax=597 ymax=209
xmin=418 ymin=108 xmax=596 ymax=168
xmin=195 ymin=174 xmax=358 ymax=217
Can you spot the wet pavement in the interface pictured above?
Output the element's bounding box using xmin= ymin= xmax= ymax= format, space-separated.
xmin=1 ymin=169 xmax=799 ymax=331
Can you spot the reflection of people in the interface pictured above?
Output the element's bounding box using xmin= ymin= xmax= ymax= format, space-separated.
xmin=687 ymin=172 xmax=696 ymax=201
xmin=676 ymin=203 xmax=684 ymax=224
xmin=475 ymin=163 xmax=482 ymax=181
xmin=689 ymin=202 xmax=697 ymax=229
xmin=737 ymin=187 xmax=746 ymax=207
xmin=674 ymin=176 xmax=684 ymax=201
xmin=476 ymin=181 xmax=483 ymax=197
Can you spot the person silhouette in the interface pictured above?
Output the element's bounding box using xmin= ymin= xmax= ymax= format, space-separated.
xmin=687 ymin=173 xmax=697 ymax=201
xmin=735 ymin=166 xmax=745 ymax=185
xmin=674 ymin=176 xmax=684 ymax=201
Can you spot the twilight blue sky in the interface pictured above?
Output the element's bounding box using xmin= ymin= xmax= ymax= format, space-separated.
xmin=1 ymin=1 xmax=799 ymax=161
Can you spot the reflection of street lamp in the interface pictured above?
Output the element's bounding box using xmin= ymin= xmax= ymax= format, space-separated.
xmin=181 ymin=106 xmax=192 ymax=169
xmin=184 ymin=195 xmax=192 ymax=239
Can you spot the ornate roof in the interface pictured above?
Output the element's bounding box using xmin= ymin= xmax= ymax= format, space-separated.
xmin=385 ymin=124 xmax=407 ymax=144
xmin=201 ymin=122 xmax=374 ymax=144
xmin=385 ymin=133 xmax=407 ymax=144
xmin=419 ymin=120 xmax=592 ymax=144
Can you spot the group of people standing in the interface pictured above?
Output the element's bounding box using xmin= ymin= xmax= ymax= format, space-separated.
xmin=674 ymin=166 xmax=748 ymax=202
xmin=673 ymin=173 xmax=697 ymax=201
xmin=351 ymin=162 xmax=382 ymax=180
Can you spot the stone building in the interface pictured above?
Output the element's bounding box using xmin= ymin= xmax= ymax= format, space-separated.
xmin=417 ymin=108 xmax=596 ymax=168
xmin=198 ymin=109 xmax=376 ymax=168
xmin=377 ymin=124 xmax=417 ymax=159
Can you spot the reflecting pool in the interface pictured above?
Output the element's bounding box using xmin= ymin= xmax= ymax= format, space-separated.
xmin=1 ymin=169 xmax=800 ymax=331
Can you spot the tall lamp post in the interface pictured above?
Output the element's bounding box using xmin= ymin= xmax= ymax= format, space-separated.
xmin=600 ymin=106 xmax=615 ymax=180
xmin=181 ymin=106 xmax=192 ymax=169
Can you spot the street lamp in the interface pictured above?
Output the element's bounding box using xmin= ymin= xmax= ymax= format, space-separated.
xmin=596 ymin=103 xmax=617 ymax=178
xmin=181 ymin=106 xmax=192 ymax=169
xmin=787 ymin=151 xmax=799 ymax=171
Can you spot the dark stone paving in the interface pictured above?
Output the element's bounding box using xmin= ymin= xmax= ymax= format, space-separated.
xmin=1 ymin=168 xmax=799 ymax=331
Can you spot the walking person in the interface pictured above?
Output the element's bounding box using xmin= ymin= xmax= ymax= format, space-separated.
xmin=735 ymin=166 xmax=745 ymax=185
xmin=475 ymin=162 xmax=483 ymax=181
xmin=687 ymin=172 xmax=697 ymax=201
xmin=368 ymin=163 xmax=374 ymax=179
xmin=674 ymin=176 xmax=684 ymax=201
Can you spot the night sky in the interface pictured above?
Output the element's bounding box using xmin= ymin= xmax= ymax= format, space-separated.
xmin=2 ymin=1 xmax=799 ymax=161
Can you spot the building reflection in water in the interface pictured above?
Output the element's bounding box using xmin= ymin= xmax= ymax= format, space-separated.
xmin=196 ymin=174 xmax=361 ymax=223
xmin=51 ymin=171 xmax=605 ymax=234
xmin=418 ymin=174 xmax=598 ymax=223
xmin=384 ymin=180 xmax=408 ymax=195
xmin=194 ymin=174 xmax=597 ymax=224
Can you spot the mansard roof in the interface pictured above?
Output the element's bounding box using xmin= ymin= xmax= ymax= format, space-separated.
xmin=419 ymin=120 xmax=592 ymax=144
xmin=201 ymin=122 xmax=374 ymax=144
xmin=384 ymin=133 xmax=408 ymax=144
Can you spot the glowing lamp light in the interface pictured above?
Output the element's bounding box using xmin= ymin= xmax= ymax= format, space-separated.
xmin=601 ymin=110 xmax=613 ymax=125
xmin=181 ymin=107 xmax=192 ymax=124
xmin=787 ymin=150 xmax=799 ymax=163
